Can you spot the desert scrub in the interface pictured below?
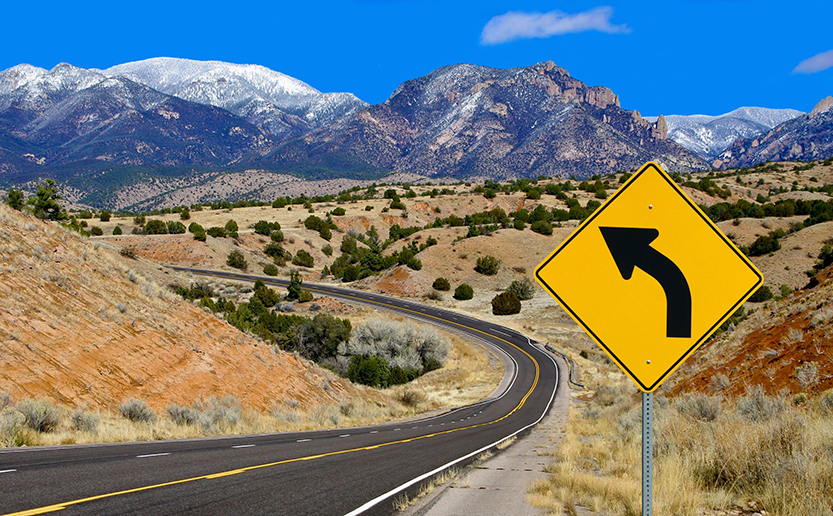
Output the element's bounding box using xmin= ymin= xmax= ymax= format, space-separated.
xmin=535 ymin=383 xmax=833 ymax=516
xmin=17 ymin=398 xmax=63 ymax=432
xmin=70 ymin=409 xmax=99 ymax=433
xmin=119 ymin=398 xmax=157 ymax=423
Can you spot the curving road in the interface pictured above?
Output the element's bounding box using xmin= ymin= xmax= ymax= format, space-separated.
xmin=0 ymin=267 xmax=560 ymax=516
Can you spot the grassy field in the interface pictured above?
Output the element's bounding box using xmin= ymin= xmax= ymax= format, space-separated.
xmin=528 ymin=374 xmax=833 ymax=516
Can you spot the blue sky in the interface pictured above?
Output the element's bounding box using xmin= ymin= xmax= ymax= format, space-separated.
xmin=2 ymin=0 xmax=830 ymax=115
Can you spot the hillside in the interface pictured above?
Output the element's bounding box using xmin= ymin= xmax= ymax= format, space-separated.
xmin=0 ymin=203 xmax=356 ymax=412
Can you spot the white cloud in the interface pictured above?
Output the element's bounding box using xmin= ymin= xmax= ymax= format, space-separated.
xmin=793 ymin=49 xmax=833 ymax=74
xmin=481 ymin=6 xmax=630 ymax=45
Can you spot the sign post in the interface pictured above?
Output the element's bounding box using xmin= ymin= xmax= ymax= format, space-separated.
xmin=642 ymin=392 xmax=652 ymax=516
xmin=535 ymin=162 xmax=763 ymax=514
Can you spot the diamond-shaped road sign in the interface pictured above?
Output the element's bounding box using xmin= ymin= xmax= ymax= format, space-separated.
xmin=535 ymin=162 xmax=763 ymax=392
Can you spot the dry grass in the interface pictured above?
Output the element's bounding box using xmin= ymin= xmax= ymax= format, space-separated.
xmin=392 ymin=467 xmax=463 ymax=511
xmin=531 ymin=378 xmax=833 ymax=516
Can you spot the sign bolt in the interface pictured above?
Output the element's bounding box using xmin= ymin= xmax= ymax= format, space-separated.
xmin=649 ymin=205 xmax=653 ymax=209
xmin=647 ymin=360 xmax=651 ymax=364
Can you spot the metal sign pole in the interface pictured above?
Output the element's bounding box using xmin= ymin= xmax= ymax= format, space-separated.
xmin=642 ymin=391 xmax=653 ymax=516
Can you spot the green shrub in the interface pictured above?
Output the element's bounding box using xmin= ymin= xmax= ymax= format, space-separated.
xmin=112 ymin=226 xmax=122 ymax=235
xmin=507 ymin=278 xmax=535 ymax=300
xmin=99 ymin=210 xmax=111 ymax=222
xmin=263 ymin=263 xmax=278 ymax=276
xmin=188 ymin=222 xmax=204 ymax=234
xmin=90 ymin=226 xmax=103 ymax=236
xmin=347 ymin=355 xmax=391 ymax=387
xmin=118 ymin=398 xmax=156 ymax=423
xmin=406 ymin=257 xmax=422 ymax=270
xmin=133 ymin=214 xmax=146 ymax=226
xmin=179 ymin=208 xmax=190 ymax=220
xmin=226 ymin=252 xmax=248 ymax=270
xmin=390 ymin=199 xmax=406 ymax=210
xmin=225 ymin=220 xmax=239 ymax=238
xmin=530 ymin=220 xmax=553 ymax=235
xmin=4 ymin=188 xmax=24 ymax=211
xmin=166 ymin=221 xmax=186 ymax=234
xmin=298 ymin=289 xmax=314 ymax=303
xmin=254 ymin=220 xmax=281 ymax=235
xmin=433 ymin=277 xmax=451 ymax=291
xmin=18 ymin=398 xmax=62 ymax=433
xmin=331 ymin=207 xmax=346 ymax=216
xmin=322 ymin=244 xmax=333 ymax=256
xmin=475 ymin=255 xmax=501 ymax=275
xmin=749 ymin=285 xmax=773 ymax=302
xmin=454 ymin=283 xmax=474 ymax=300
xmin=748 ymin=234 xmax=781 ymax=256
xmin=292 ymin=249 xmax=315 ymax=268
xmin=144 ymin=220 xmax=167 ymax=234
xmin=286 ymin=271 xmax=304 ymax=300
xmin=193 ymin=230 xmax=206 ymax=241
xmin=492 ymin=291 xmax=521 ymax=315
xmin=513 ymin=218 xmax=525 ymax=230
xmin=319 ymin=225 xmax=332 ymax=241
xmin=270 ymin=230 xmax=284 ymax=242
xmin=206 ymin=226 xmax=226 ymax=238
xmin=365 ymin=205 xmax=373 ymax=211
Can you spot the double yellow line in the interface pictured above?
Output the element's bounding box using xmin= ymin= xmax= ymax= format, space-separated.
xmin=4 ymin=272 xmax=542 ymax=516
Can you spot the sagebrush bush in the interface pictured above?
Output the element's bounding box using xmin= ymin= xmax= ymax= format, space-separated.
xmin=340 ymin=318 xmax=450 ymax=373
xmin=475 ymin=255 xmax=501 ymax=275
xmin=70 ymin=409 xmax=99 ymax=433
xmin=18 ymin=398 xmax=62 ymax=433
xmin=194 ymin=396 xmax=241 ymax=432
xmin=737 ymin=385 xmax=788 ymax=422
xmin=398 ymin=390 xmax=425 ymax=407
xmin=507 ymin=278 xmax=535 ymax=300
xmin=674 ymin=393 xmax=722 ymax=422
xmin=491 ymin=291 xmax=521 ymax=315
xmin=167 ymin=404 xmax=199 ymax=426
xmin=119 ymin=398 xmax=157 ymax=423
xmin=263 ymin=263 xmax=278 ymax=276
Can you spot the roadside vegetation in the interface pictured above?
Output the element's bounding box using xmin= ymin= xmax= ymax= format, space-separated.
xmin=530 ymin=382 xmax=833 ymax=516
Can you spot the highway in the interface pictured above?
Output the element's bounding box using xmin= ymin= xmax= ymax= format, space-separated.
xmin=0 ymin=267 xmax=560 ymax=516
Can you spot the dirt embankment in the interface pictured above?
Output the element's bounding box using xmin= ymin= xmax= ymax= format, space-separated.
xmin=0 ymin=205 xmax=366 ymax=412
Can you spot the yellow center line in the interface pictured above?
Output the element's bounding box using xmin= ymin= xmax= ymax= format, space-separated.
xmin=3 ymin=271 xmax=543 ymax=516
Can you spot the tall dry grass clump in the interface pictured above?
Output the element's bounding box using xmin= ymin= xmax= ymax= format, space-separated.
xmin=534 ymin=382 xmax=833 ymax=516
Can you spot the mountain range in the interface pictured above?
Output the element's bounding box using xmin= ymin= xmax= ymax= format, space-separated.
xmin=646 ymin=107 xmax=804 ymax=161
xmin=718 ymin=97 xmax=833 ymax=168
xmin=0 ymin=57 xmax=829 ymax=208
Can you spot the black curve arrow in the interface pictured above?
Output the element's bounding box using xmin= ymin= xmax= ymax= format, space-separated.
xmin=600 ymin=227 xmax=692 ymax=338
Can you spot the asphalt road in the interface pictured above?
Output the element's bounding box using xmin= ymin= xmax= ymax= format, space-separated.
xmin=0 ymin=267 xmax=560 ymax=516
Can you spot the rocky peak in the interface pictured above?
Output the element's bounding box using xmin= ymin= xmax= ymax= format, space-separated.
xmin=810 ymin=96 xmax=833 ymax=118
xmin=655 ymin=114 xmax=668 ymax=139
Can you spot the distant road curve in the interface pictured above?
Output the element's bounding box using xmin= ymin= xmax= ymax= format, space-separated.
xmin=0 ymin=267 xmax=560 ymax=516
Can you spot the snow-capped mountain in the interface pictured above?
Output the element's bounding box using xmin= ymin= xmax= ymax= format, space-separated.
xmin=0 ymin=62 xmax=272 ymax=180
xmin=646 ymin=107 xmax=803 ymax=160
xmin=101 ymin=58 xmax=368 ymax=138
xmin=719 ymin=97 xmax=833 ymax=168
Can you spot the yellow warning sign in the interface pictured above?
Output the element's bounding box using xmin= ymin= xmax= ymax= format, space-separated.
xmin=535 ymin=162 xmax=763 ymax=392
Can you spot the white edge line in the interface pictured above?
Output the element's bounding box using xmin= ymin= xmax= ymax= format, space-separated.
xmin=136 ymin=453 xmax=170 ymax=458
xmin=296 ymin=439 xmax=311 ymax=443
xmin=232 ymin=444 xmax=255 ymax=449
xmin=343 ymin=346 xmax=560 ymax=516
xmin=0 ymin=469 xmax=17 ymax=474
